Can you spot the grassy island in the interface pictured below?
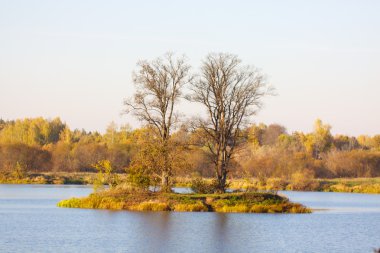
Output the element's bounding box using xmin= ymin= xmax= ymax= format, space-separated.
xmin=57 ymin=189 xmax=311 ymax=213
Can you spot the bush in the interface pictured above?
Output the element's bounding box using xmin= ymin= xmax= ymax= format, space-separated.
xmin=190 ymin=178 xmax=218 ymax=194
xmin=266 ymin=178 xmax=288 ymax=191
xmin=325 ymin=150 xmax=380 ymax=177
xmin=92 ymin=160 xmax=119 ymax=191
xmin=288 ymin=170 xmax=320 ymax=191
xmin=126 ymin=166 xmax=151 ymax=191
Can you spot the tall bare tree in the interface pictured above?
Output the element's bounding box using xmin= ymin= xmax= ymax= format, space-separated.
xmin=189 ymin=53 xmax=272 ymax=192
xmin=124 ymin=53 xmax=190 ymax=192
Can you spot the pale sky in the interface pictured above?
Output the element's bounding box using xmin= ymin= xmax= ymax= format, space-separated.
xmin=1 ymin=0 xmax=379 ymax=136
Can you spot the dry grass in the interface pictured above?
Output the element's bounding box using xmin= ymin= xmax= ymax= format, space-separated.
xmin=4 ymin=172 xmax=380 ymax=194
xmin=182 ymin=177 xmax=380 ymax=194
xmin=0 ymin=172 xmax=127 ymax=185
xmin=130 ymin=201 xmax=170 ymax=211
xmin=173 ymin=202 xmax=209 ymax=212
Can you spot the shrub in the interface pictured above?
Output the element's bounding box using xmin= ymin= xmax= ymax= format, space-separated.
xmin=93 ymin=160 xmax=119 ymax=191
xmin=126 ymin=166 xmax=151 ymax=191
xmin=190 ymin=178 xmax=218 ymax=194
xmin=288 ymin=170 xmax=320 ymax=191
xmin=325 ymin=150 xmax=380 ymax=177
xmin=266 ymin=178 xmax=288 ymax=191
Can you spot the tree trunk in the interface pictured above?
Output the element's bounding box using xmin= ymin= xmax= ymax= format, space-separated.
xmin=161 ymin=171 xmax=171 ymax=193
xmin=160 ymin=140 xmax=172 ymax=193
xmin=215 ymin=162 xmax=227 ymax=193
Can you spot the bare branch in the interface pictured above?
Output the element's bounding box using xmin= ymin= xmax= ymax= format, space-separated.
xmin=189 ymin=52 xmax=273 ymax=192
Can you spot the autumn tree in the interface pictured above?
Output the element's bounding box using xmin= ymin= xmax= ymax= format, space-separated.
xmin=333 ymin=135 xmax=359 ymax=151
xmin=189 ymin=53 xmax=271 ymax=192
xmin=0 ymin=119 xmax=7 ymax=131
xmin=246 ymin=123 xmax=266 ymax=147
xmin=262 ymin=124 xmax=286 ymax=146
xmin=373 ymin=135 xmax=380 ymax=150
xmin=302 ymin=119 xmax=333 ymax=159
xmin=0 ymin=117 xmax=65 ymax=146
xmin=124 ymin=53 xmax=191 ymax=192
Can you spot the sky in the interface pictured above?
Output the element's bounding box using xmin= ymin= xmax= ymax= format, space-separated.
xmin=0 ymin=0 xmax=379 ymax=136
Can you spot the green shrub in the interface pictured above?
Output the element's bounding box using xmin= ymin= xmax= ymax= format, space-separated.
xmin=126 ymin=166 xmax=151 ymax=191
xmin=93 ymin=160 xmax=119 ymax=191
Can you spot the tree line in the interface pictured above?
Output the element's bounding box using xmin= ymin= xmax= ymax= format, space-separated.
xmin=0 ymin=117 xmax=379 ymax=184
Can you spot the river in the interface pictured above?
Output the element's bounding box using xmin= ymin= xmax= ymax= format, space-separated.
xmin=0 ymin=184 xmax=379 ymax=252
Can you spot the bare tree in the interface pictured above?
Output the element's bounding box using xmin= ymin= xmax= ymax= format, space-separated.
xmin=189 ymin=53 xmax=272 ymax=192
xmin=124 ymin=53 xmax=191 ymax=192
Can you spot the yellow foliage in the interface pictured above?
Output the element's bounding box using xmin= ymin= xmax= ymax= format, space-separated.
xmin=250 ymin=205 xmax=269 ymax=213
xmin=214 ymin=204 xmax=250 ymax=213
xmin=130 ymin=201 xmax=170 ymax=211
xmin=173 ymin=202 xmax=208 ymax=212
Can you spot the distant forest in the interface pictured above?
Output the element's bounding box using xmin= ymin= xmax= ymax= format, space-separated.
xmin=0 ymin=117 xmax=379 ymax=179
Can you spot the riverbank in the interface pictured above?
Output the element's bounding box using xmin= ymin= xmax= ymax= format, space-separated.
xmin=175 ymin=177 xmax=380 ymax=194
xmin=57 ymin=189 xmax=311 ymax=213
xmin=0 ymin=172 xmax=99 ymax=185
xmin=2 ymin=172 xmax=380 ymax=194
xmin=230 ymin=177 xmax=380 ymax=194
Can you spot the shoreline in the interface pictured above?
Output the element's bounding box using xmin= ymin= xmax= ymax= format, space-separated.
xmin=2 ymin=172 xmax=380 ymax=194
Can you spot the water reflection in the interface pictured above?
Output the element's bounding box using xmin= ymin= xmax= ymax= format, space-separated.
xmin=212 ymin=213 xmax=230 ymax=252
xmin=138 ymin=212 xmax=172 ymax=252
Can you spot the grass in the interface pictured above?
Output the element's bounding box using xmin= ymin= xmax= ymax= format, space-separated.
xmin=175 ymin=177 xmax=380 ymax=194
xmin=130 ymin=201 xmax=170 ymax=211
xmin=173 ymin=201 xmax=209 ymax=212
xmin=57 ymin=189 xmax=311 ymax=213
xmin=0 ymin=172 xmax=127 ymax=185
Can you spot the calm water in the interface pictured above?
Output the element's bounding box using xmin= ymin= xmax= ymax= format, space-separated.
xmin=1 ymin=185 xmax=380 ymax=253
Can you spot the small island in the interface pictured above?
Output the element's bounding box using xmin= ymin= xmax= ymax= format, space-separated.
xmin=57 ymin=188 xmax=310 ymax=213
